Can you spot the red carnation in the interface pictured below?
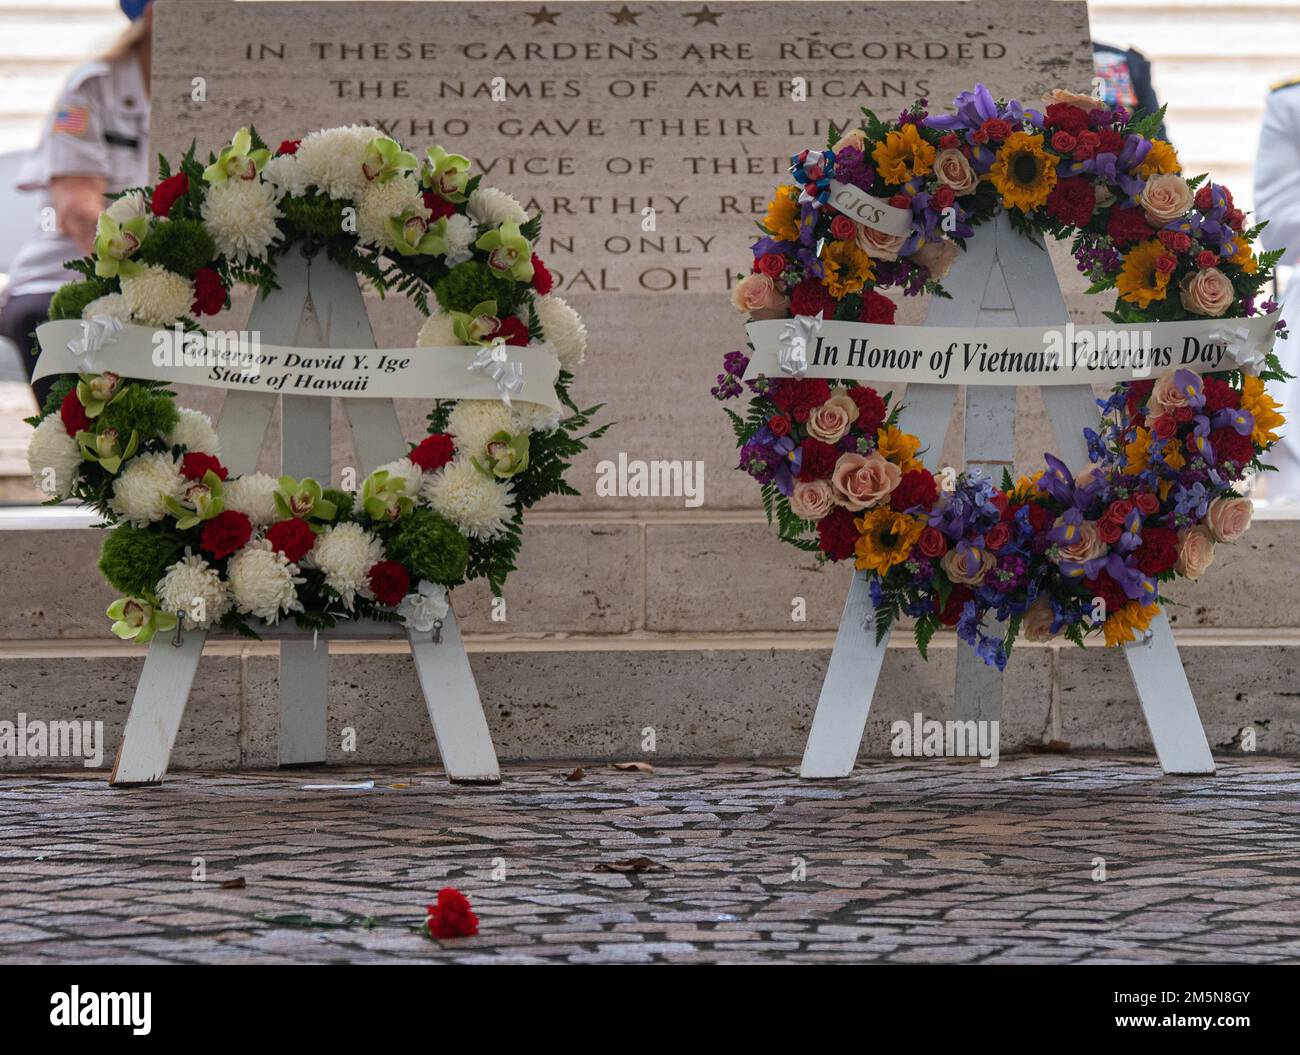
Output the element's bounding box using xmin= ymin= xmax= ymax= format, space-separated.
xmin=1210 ymin=426 xmax=1255 ymax=469
xmin=59 ymin=390 xmax=91 ymax=436
xmin=984 ymin=522 xmax=1013 ymax=552
xmin=425 ymin=887 xmax=479 ymax=939
xmin=847 ymin=385 xmax=887 ymax=433
xmin=1134 ymin=526 xmax=1179 ymax=576
xmin=1045 ymin=103 xmax=1090 ymax=138
xmin=1107 ymin=206 xmax=1154 ymax=247
xmin=530 ymin=254 xmax=554 ymax=294
xmin=858 ymin=289 xmax=897 ymax=325
xmin=181 ymin=451 xmax=227 ymax=481
xmin=410 ymin=433 xmax=455 ymax=472
xmin=151 ymin=172 xmax=189 ymax=217
xmin=1024 ymin=502 xmax=1053 ymax=532
xmin=757 ymin=253 xmax=787 ymax=277
xmin=1045 ymin=177 xmax=1097 ymax=229
xmin=1096 ymin=129 xmax=1125 ymax=156
xmin=917 ymin=525 xmax=947 ymax=558
xmin=1195 ymin=184 xmax=1231 ymax=213
xmin=191 ymin=266 xmax=227 ymax=317
xmin=1202 ymin=374 xmax=1240 ymax=414
xmin=266 ymin=517 xmax=316 ymax=563
xmin=789 ymin=277 xmax=837 ymax=318
xmin=493 ymin=315 xmax=530 ymax=346
xmin=422 ymin=191 xmax=458 ymax=221
xmin=1086 ymin=571 xmax=1129 ymax=613
xmin=276 ymin=138 xmax=301 ymax=156
xmin=1126 ymin=378 xmax=1155 ymax=417
xmin=890 ymin=468 xmax=938 ymax=513
xmin=816 ymin=507 xmax=859 ymax=561
xmin=797 ymin=438 xmax=840 ymax=481
xmin=936 ymin=583 xmax=974 ymax=626
xmin=368 ymin=560 xmax=411 ymax=607
xmin=199 ymin=509 xmax=252 ymax=560
xmin=771 ymin=377 xmax=831 ymax=422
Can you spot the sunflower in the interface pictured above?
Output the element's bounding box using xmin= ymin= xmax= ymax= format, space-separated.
xmin=989 ymin=131 xmax=1057 ymax=212
xmin=1241 ymin=375 xmax=1284 ymax=447
xmin=875 ymin=425 xmax=923 ymax=473
xmin=1103 ymin=599 xmax=1157 ymax=647
xmin=1116 ymin=239 xmax=1171 ymax=308
xmin=820 ymin=239 xmax=874 ymax=299
xmin=854 ymin=508 xmax=925 ymax=574
xmin=762 ymin=185 xmax=801 ymax=242
xmin=871 ymin=123 xmax=936 ymax=185
xmin=1136 ymin=139 xmax=1181 ymax=178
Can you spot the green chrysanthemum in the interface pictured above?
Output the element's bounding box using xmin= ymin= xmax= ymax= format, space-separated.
xmin=386 ymin=507 xmax=469 ymax=586
xmin=99 ymin=524 xmax=182 ymax=597
xmin=138 ymin=218 xmax=216 ymax=276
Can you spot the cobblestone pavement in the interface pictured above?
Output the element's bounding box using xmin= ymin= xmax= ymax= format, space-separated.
xmin=1 ymin=755 xmax=1298 ymax=964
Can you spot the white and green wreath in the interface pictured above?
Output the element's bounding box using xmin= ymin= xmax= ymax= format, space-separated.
xmin=26 ymin=125 xmax=605 ymax=641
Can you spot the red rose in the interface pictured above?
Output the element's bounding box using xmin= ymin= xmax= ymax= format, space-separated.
xmin=1133 ymin=492 xmax=1160 ymax=516
xmin=889 ymin=193 xmax=910 ymax=208
xmin=266 ymin=517 xmax=316 ymax=563
xmin=368 ymin=560 xmax=411 ymax=607
xmin=757 ymin=253 xmax=788 ymax=278
xmin=970 ymin=127 xmax=989 ymax=145
xmin=199 ymin=510 xmax=252 ymax=560
xmin=59 ymin=390 xmax=90 ymax=436
xmin=829 ymin=216 xmax=855 ymax=241
xmin=191 ymin=266 xmax=227 ymax=316
xmin=1106 ymin=499 xmax=1135 ymax=523
xmin=1195 ymin=250 xmax=1217 ymax=269
xmin=789 ymin=277 xmax=837 ymax=318
xmin=1210 ymin=426 xmax=1255 ymax=469
xmin=1225 ymin=208 xmax=1245 ymax=232
xmin=984 ymin=522 xmax=1012 ymax=552
xmin=858 ymin=289 xmax=897 ymax=325
xmin=847 ymin=385 xmax=887 ymax=433
xmin=1072 ymin=130 xmax=1101 ymax=160
xmin=150 ymin=172 xmax=189 ymax=217
xmin=890 ymin=468 xmax=938 ymax=513
xmin=276 ymin=138 xmax=301 ymax=156
xmin=1173 ymin=406 xmax=1194 ymax=424
xmin=1050 ymin=131 xmax=1077 ymax=153
xmin=1045 ymin=103 xmax=1089 ymax=138
xmin=425 ymin=888 xmax=479 ymax=939
xmin=768 ymin=414 xmax=790 ymax=438
xmin=422 ymin=191 xmax=458 ymax=221
xmin=1154 ymin=253 xmax=1177 ymax=275
xmin=816 ymin=507 xmax=859 ymax=561
xmin=1098 ymin=517 xmax=1123 ymax=544
xmin=410 ymin=433 xmax=455 ymax=472
xmin=1158 ymin=229 xmax=1192 ymax=253
xmin=931 ymin=185 xmax=955 ymax=211
xmin=797 ymin=438 xmax=840 ymax=481
xmin=771 ymin=377 xmax=831 ymax=422
xmin=1086 ymin=571 xmax=1128 ymax=613
xmin=181 ymin=451 xmax=227 ymax=481
xmin=1151 ymin=414 xmax=1177 ymax=440
xmin=936 ymin=583 xmax=974 ymax=626
xmin=1045 ymin=177 xmax=1096 ymax=229
xmin=979 ymin=118 xmax=1012 ymax=142
xmin=917 ymin=525 xmax=947 ymax=558
xmin=1202 ymin=374 xmax=1240 ymax=414
xmin=1107 ymin=206 xmax=1155 ymax=247
xmin=494 ymin=315 xmax=530 ymax=346
xmin=1134 ymin=526 xmax=1179 ymax=576
xmin=530 ymin=254 xmax=554 ymax=294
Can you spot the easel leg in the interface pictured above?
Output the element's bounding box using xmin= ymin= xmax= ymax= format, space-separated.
xmin=407 ymin=610 xmax=500 ymax=785
xmin=800 ymin=572 xmax=888 ymax=779
xmin=109 ymin=630 xmax=208 ymax=787
xmin=279 ymin=640 xmax=329 ymax=766
xmin=1124 ymin=610 xmax=1215 ymax=774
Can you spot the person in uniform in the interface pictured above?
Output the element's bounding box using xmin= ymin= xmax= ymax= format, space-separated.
xmin=1254 ymin=78 xmax=1300 ymax=506
xmin=0 ymin=0 xmax=152 ymax=410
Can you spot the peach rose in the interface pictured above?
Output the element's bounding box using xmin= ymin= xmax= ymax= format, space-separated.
xmin=910 ymin=237 xmax=960 ymax=281
xmin=1023 ymin=597 xmax=1059 ymax=643
xmin=1206 ymin=496 xmax=1253 ymax=543
xmin=789 ymin=479 xmax=837 ymax=520
xmin=730 ymin=273 xmax=789 ymax=320
xmin=933 ymin=148 xmax=979 ymax=195
xmin=1149 ymin=371 xmax=1194 ymax=417
xmin=940 ymin=546 xmax=997 ymax=586
xmin=806 ymin=390 xmax=859 ymax=444
xmin=835 ymin=129 xmax=867 ymax=155
xmin=854 ymin=222 xmax=908 ymax=262
xmin=1179 ymin=267 xmax=1235 ymax=318
xmin=1175 ymin=524 xmax=1216 ymax=579
xmin=1138 ymin=173 xmax=1193 ymax=226
xmin=1042 ymin=88 xmax=1103 ymax=113
xmin=830 ymin=451 xmax=901 ymax=511
xmin=1056 ymin=518 xmax=1107 ymax=564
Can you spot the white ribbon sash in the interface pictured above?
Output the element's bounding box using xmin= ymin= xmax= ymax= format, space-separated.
xmin=34 ymin=320 xmax=563 ymax=410
xmin=745 ymin=311 xmax=1280 ymax=387
xmin=826 ymin=180 xmax=914 ymax=237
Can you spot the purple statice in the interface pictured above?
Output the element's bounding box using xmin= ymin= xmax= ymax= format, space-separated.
xmin=1074 ymin=238 xmax=1122 ymax=277
xmin=988 ymin=553 xmax=1028 ymax=593
xmin=711 ymin=350 xmax=750 ymax=400
xmin=738 ymin=439 xmax=781 ymax=485
xmin=872 ymin=257 xmax=930 ymax=296
xmin=832 ymin=145 xmax=875 ymax=192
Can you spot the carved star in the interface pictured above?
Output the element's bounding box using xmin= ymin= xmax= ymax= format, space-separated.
xmin=526 ymin=6 xmax=561 ymax=25
xmin=608 ymin=5 xmax=640 ymax=25
xmin=683 ymin=5 xmax=722 ymax=25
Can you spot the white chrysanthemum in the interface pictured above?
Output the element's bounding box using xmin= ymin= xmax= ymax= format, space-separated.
xmin=442 ymin=213 xmax=477 ymax=266
xmin=416 ymin=310 xmax=461 ymax=347
xmin=81 ymin=292 xmax=130 ymax=322
xmin=511 ymin=400 xmax=563 ymax=436
xmin=468 ymin=186 xmax=528 ymax=227
xmin=261 ymin=152 xmax=306 ymax=197
xmin=356 ymin=172 xmax=427 ymax=250
xmin=201 ymin=178 xmax=282 ymax=261
xmin=106 ymin=190 xmax=147 ymax=222
xmin=422 ymin=457 xmax=514 ymax=540
xmin=290 ymin=124 xmax=381 ymax=201
xmin=26 ymin=415 xmax=81 ymax=499
xmin=156 ymin=552 xmax=230 ymax=629
xmin=374 ymin=457 xmax=424 ymax=500
xmin=446 ymin=399 xmax=513 ymax=456
xmin=306 ymin=521 xmax=383 ymax=609
xmin=120 ymin=264 xmax=193 ymax=327
xmin=109 ymin=451 xmax=185 ymax=527
xmin=166 ymin=408 xmax=221 ymax=456
xmin=223 ymin=471 xmax=280 ymax=529
xmin=227 ymin=539 xmax=304 ymax=623
xmin=534 ymin=295 xmax=587 ymax=372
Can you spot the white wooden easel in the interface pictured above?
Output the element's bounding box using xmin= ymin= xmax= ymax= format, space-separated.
xmin=110 ymin=247 xmax=501 ymax=787
xmin=799 ymin=213 xmax=1215 ymax=779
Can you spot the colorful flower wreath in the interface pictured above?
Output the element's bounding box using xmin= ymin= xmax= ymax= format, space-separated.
xmin=27 ymin=125 xmax=606 ymax=642
xmin=715 ymin=86 xmax=1288 ymax=669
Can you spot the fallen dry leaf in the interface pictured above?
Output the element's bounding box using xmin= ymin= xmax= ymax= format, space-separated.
xmin=564 ymin=767 xmax=585 ymax=782
xmin=1026 ymin=740 xmax=1072 ymax=754
xmin=611 ymin=761 xmax=653 ymax=774
xmin=594 ymin=857 xmax=669 ymax=874
xmin=219 ymin=877 xmax=246 ymax=889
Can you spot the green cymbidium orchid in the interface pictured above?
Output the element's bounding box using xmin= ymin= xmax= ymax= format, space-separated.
xmin=75 ymin=372 xmax=125 ymax=418
xmin=361 ymin=468 xmax=415 ymax=521
xmin=164 ymin=470 xmax=226 ymax=530
xmin=76 ymin=426 xmax=139 ymax=475
xmin=472 ymin=430 xmax=530 ymax=479
xmin=423 ymin=146 xmax=472 ymax=203
xmin=363 ymin=135 xmax=419 ymax=183
xmin=202 ymin=127 xmax=271 ymax=184
xmin=475 ymin=220 xmax=535 ymax=283
xmin=92 ymin=212 xmax=147 ymax=279
xmin=450 ymin=300 xmax=502 ymax=346
xmin=107 ymin=595 xmax=177 ymax=644
xmin=384 ymin=210 xmax=448 ymax=257
xmin=273 ymin=476 xmax=338 ymax=528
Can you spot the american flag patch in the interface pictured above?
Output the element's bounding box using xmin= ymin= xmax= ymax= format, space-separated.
xmin=53 ymin=105 xmax=90 ymax=137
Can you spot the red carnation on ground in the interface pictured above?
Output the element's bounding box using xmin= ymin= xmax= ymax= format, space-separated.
xmin=265 ymin=517 xmax=316 ymax=563
xmin=368 ymin=560 xmax=411 ymax=607
xmin=181 ymin=451 xmax=227 ymax=481
xmin=890 ymin=468 xmax=938 ymax=513
xmin=1045 ymin=103 xmax=1090 ymax=138
xmin=936 ymin=583 xmax=974 ymax=626
xmin=191 ymin=266 xmax=227 ymax=317
xmin=847 ymin=385 xmax=887 ymax=433
xmin=1202 ymin=374 xmax=1240 ymax=414
xmin=1106 ymin=206 xmax=1154 ymax=247
xmin=1210 ymin=426 xmax=1255 ymax=469
xmin=858 ymin=289 xmax=897 ymax=325
xmin=1045 ymin=177 xmax=1097 ymax=229
xmin=770 ymin=377 xmax=831 ymax=422
xmin=150 ymin=172 xmax=188 ymax=217
xmin=410 ymin=433 xmax=455 ymax=472
xmin=422 ymin=191 xmax=458 ymax=221
xmin=199 ymin=510 xmax=252 ymax=560
xmin=494 ymin=315 xmax=530 ymax=346
xmin=789 ymin=277 xmax=837 ymax=318
xmin=59 ymin=390 xmax=90 ymax=436
xmin=425 ymin=888 xmax=479 ymax=939
xmin=530 ymin=254 xmax=554 ymax=294
xmin=1133 ymin=526 xmax=1179 ymax=577
xmin=816 ymin=507 xmax=859 ymax=561
xmin=796 ymin=438 xmax=840 ymax=481
xmin=276 ymin=138 xmax=301 ymax=156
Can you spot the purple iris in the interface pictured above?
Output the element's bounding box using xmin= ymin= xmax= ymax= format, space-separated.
xmin=924 ymin=84 xmax=1024 ymax=133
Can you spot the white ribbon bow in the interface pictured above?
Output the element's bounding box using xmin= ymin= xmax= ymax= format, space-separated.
xmin=778 ymin=312 xmax=824 ymax=379
xmin=468 ymin=338 xmax=525 ymax=406
xmin=66 ymin=314 xmax=123 ymax=373
xmin=398 ymin=580 xmax=450 ymax=635
xmin=1204 ymin=322 xmax=1268 ymax=375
